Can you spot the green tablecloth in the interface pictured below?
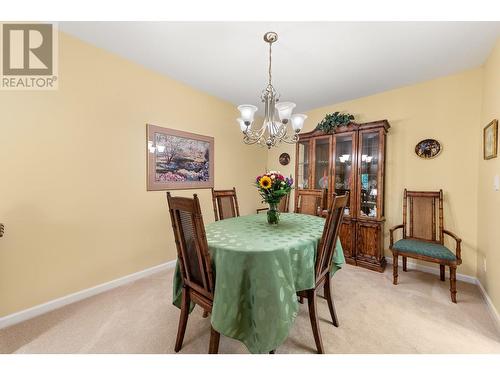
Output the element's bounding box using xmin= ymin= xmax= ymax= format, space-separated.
xmin=172 ymin=213 xmax=344 ymax=354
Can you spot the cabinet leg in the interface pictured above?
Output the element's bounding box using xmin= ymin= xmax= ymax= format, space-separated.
xmin=392 ymin=254 xmax=398 ymax=285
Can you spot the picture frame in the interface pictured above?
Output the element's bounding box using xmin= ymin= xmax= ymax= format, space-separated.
xmin=483 ymin=119 xmax=498 ymax=160
xmin=146 ymin=124 xmax=214 ymax=191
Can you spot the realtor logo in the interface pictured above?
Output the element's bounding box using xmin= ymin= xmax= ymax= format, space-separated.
xmin=1 ymin=23 xmax=58 ymax=90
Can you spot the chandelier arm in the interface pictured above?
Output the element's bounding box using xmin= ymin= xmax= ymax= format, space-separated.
xmin=243 ymin=136 xmax=262 ymax=145
xmin=273 ymin=122 xmax=288 ymax=139
xmin=281 ymin=134 xmax=300 ymax=144
xmin=276 ymin=123 xmax=299 ymax=144
xmin=280 ymin=127 xmax=300 ymax=144
xmin=245 ymin=123 xmax=266 ymax=140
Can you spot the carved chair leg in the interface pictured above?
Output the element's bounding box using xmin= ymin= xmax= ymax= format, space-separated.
xmin=324 ymin=275 xmax=339 ymax=327
xmin=450 ymin=266 xmax=457 ymax=303
xmin=208 ymin=327 xmax=220 ymax=354
xmin=174 ymin=287 xmax=190 ymax=352
xmin=307 ymin=289 xmax=324 ymax=354
xmin=402 ymin=256 xmax=407 ymax=272
xmin=440 ymin=265 xmax=445 ymax=281
xmin=392 ymin=254 xmax=398 ymax=285
xmin=203 ymin=310 xmax=209 ymax=318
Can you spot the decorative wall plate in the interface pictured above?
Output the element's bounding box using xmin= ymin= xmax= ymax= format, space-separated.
xmin=415 ymin=139 xmax=442 ymax=159
xmin=279 ymin=152 xmax=291 ymax=166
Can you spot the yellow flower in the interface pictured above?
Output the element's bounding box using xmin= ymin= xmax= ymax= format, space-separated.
xmin=259 ymin=176 xmax=272 ymax=189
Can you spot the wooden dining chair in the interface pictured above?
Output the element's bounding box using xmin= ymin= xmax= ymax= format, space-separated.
xmin=389 ymin=189 xmax=462 ymax=303
xmin=295 ymin=189 xmax=326 ymax=216
xmin=167 ymin=192 xmax=220 ymax=354
xmin=211 ymin=187 xmax=240 ymax=221
xmin=297 ymin=193 xmax=348 ymax=354
xmin=256 ymin=192 xmax=290 ymax=214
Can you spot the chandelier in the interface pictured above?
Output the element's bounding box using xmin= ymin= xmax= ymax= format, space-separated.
xmin=236 ymin=32 xmax=307 ymax=149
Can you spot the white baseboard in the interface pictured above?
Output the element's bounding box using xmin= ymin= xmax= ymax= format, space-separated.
xmin=0 ymin=260 xmax=177 ymax=330
xmin=385 ymin=256 xmax=477 ymax=284
xmin=475 ymin=278 xmax=500 ymax=336
xmin=385 ymin=256 xmax=500 ymax=336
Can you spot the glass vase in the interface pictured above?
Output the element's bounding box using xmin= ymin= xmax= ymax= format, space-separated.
xmin=267 ymin=202 xmax=280 ymax=225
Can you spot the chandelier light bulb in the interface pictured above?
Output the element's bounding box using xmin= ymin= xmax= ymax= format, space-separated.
xmin=236 ymin=118 xmax=247 ymax=132
xmin=275 ymin=102 xmax=296 ymax=123
xmin=291 ymin=114 xmax=307 ymax=132
xmin=237 ymin=105 xmax=258 ymax=125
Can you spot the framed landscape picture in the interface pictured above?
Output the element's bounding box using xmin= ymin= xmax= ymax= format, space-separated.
xmin=483 ymin=119 xmax=498 ymax=160
xmin=146 ymin=124 xmax=214 ymax=191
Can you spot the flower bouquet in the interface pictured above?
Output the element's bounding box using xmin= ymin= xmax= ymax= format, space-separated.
xmin=255 ymin=171 xmax=293 ymax=224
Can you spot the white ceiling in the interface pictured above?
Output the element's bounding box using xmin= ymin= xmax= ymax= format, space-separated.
xmin=60 ymin=22 xmax=500 ymax=112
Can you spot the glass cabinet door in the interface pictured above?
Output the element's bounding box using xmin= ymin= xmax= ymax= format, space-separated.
xmin=358 ymin=130 xmax=381 ymax=219
xmin=297 ymin=140 xmax=311 ymax=189
xmin=313 ymin=137 xmax=331 ymax=190
xmin=334 ymin=133 xmax=355 ymax=216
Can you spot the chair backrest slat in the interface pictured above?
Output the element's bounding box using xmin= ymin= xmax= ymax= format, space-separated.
xmin=295 ymin=189 xmax=326 ymax=216
xmin=167 ymin=193 xmax=214 ymax=298
xmin=315 ymin=193 xmax=348 ymax=280
xmin=278 ymin=192 xmax=290 ymax=213
xmin=403 ymin=189 xmax=443 ymax=244
xmin=212 ymin=187 xmax=240 ymax=221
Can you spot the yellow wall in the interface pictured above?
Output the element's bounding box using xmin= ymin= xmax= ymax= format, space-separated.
xmin=477 ymin=39 xmax=500 ymax=313
xmin=268 ymin=69 xmax=483 ymax=277
xmin=1 ymin=30 xmax=498 ymax=319
xmin=0 ymin=32 xmax=267 ymax=317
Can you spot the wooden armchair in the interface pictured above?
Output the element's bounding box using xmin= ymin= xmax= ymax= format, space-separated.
xmin=295 ymin=189 xmax=327 ymax=216
xmin=211 ymin=187 xmax=240 ymax=221
xmin=297 ymin=193 xmax=348 ymax=354
xmin=389 ymin=189 xmax=462 ymax=303
xmin=256 ymin=192 xmax=290 ymax=214
xmin=167 ymin=193 xmax=220 ymax=353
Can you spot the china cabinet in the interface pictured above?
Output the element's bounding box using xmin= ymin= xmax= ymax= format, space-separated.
xmin=294 ymin=119 xmax=390 ymax=272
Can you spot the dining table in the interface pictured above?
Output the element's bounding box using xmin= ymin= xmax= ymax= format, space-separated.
xmin=172 ymin=212 xmax=344 ymax=354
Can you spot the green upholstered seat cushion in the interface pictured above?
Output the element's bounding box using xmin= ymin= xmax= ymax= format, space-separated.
xmin=392 ymin=239 xmax=456 ymax=261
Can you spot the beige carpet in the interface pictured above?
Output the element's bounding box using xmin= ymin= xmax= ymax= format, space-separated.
xmin=1 ymin=264 xmax=499 ymax=354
